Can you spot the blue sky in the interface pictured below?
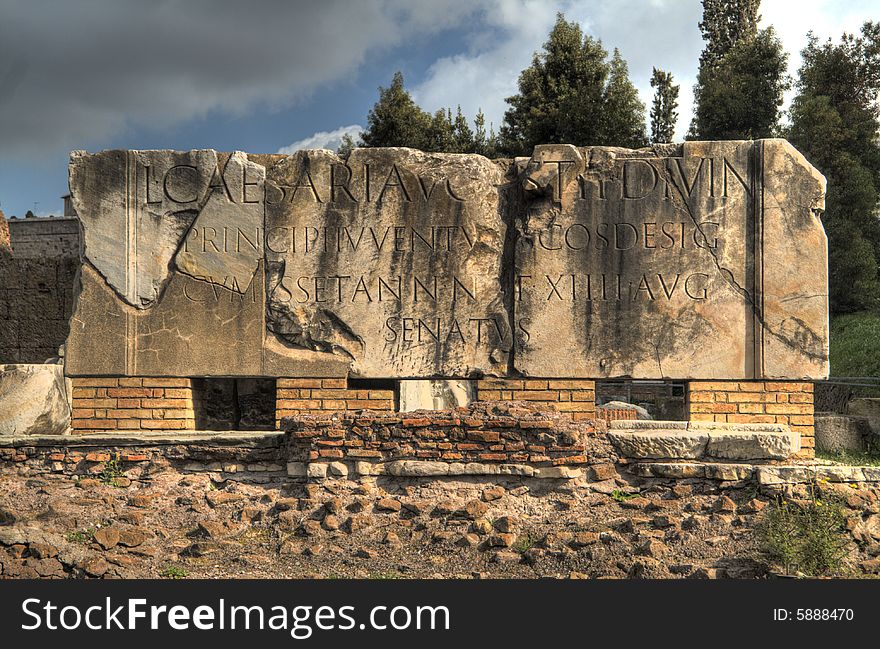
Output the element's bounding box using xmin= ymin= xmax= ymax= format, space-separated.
xmin=0 ymin=0 xmax=874 ymax=218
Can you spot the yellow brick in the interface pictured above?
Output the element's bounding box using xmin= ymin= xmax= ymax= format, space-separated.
xmin=524 ymin=380 xmax=550 ymax=390
xmin=737 ymin=402 xmax=765 ymax=414
xmin=789 ymin=393 xmax=813 ymax=403
xmin=71 ymin=418 xmax=117 ymax=429
xmin=477 ymin=378 xmax=522 ymax=389
xmin=477 ymin=390 xmax=502 ymax=401
xmin=553 ymin=402 xmax=596 ymax=412
xmin=690 ymin=413 xmax=714 ymax=422
xmin=276 ymin=399 xmax=321 ymax=410
xmin=728 ymin=413 xmax=776 ymax=424
xmin=765 ymin=381 xmax=806 ymax=392
xmin=140 ymin=419 xmax=190 ymax=430
xmin=72 ymin=398 xmax=117 ymax=408
xmin=141 ymin=378 xmax=191 ymax=388
xmin=118 ymin=378 xmax=144 ymax=387
xmin=689 ymin=381 xmax=739 ymax=392
xmin=321 ymin=378 xmax=347 ymax=389
xmin=547 ymin=380 xmax=595 ymax=389
xmin=72 ymin=378 xmax=119 ymax=387
xmin=277 ymin=378 xmax=322 ymax=388
xmin=766 ymin=403 xmax=812 ymax=415
xmin=71 ymin=387 xmax=96 ymax=398
xmin=688 ymin=391 xmax=715 ymax=403
xmin=512 ymin=390 xmax=557 ymax=401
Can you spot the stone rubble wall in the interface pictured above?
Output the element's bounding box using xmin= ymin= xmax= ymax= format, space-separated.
xmin=0 ymin=256 xmax=79 ymax=363
xmin=281 ymin=402 xmax=613 ymax=481
xmin=6 ymin=217 xmax=81 ymax=258
xmin=688 ymin=381 xmax=814 ymax=459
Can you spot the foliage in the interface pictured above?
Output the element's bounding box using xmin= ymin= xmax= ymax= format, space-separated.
xmin=65 ymin=529 xmax=95 ymax=544
xmin=696 ymin=0 xmax=760 ymax=71
xmin=498 ymin=13 xmax=646 ymax=155
xmin=650 ymin=67 xmax=679 ymax=143
xmin=787 ymin=22 xmax=880 ymax=313
xmin=160 ymin=565 xmax=188 ymax=579
xmin=817 ymin=448 xmax=880 ymax=467
xmin=360 ymin=71 xmax=432 ymax=149
xmin=99 ymin=454 xmax=125 ymax=486
xmin=830 ymin=311 xmax=880 ymax=376
xmin=691 ymin=26 xmax=789 ymax=139
xmin=610 ymin=489 xmax=639 ymax=502
xmin=358 ymin=72 xmax=498 ymax=155
xmin=758 ymin=484 xmax=848 ymax=576
xmin=600 ymin=49 xmax=648 ymax=148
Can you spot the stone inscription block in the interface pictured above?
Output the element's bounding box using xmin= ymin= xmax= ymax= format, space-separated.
xmin=65 ymin=140 xmax=828 ymax=380
xmin=264 ymin=148 xmax=509 ymax=377
xmin=513 ymin=140 xmax=828 ymax=379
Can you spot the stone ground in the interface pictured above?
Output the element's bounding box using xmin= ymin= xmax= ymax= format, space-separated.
xmin=3 ymin=462 xmax=880 ymax=579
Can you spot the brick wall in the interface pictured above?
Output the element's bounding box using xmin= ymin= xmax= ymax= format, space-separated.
xmin=687 ymin=381 xmax=814 ymax=459
xmin=275 ymin=378 xmax=395 ymax=428
xmin=71 ymin=378 xmax=196 ymax=432
xmin=284 ymin=401 xmax=607 ymax=470
xmin=475 ymin=378 xmax=596 ymax=420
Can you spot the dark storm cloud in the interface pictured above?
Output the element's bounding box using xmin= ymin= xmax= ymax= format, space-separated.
xmin=0 ymin=0 xmax=477 ymax=160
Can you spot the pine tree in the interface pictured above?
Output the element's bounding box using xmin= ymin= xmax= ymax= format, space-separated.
xmin=787 ymin=22 xmax=880 ymax=313
xmin=690 ymin=0 xmax=787 ymax=139
xmin=697 ymin=0 xmax=760 ymax=71
xmin=650 ymin=67 xmax=679 ymax=143
xmin=498 ymin=14 xmax=609 ymax=155
xmin=599 ymin=49 xmax=647 ymax=148
xmin=360 ymin=71 xmax=432 ymax=149
xmin=499 ymin=14 xmax=649 ymax=154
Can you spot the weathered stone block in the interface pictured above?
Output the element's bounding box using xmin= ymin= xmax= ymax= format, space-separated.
xmin=513 ymin=140 xmax=828 ymax=379
xmin=815 ymin=414 xmax=872 ymax=453
xmin=0 ymin=364 xmax=70 ymax=435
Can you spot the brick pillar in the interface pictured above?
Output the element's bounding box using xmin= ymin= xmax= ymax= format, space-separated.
xmin=475 ymin=378 xmax=597 ymax=421
xmin=275 ymin=378 xmax=395 ymax=428
xmin=687 ymin=381 xmax=814 ymax=459
xmin=70 ymin=377 xmax=196 ymax=432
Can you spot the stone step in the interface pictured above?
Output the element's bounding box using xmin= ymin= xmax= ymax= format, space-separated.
xmin=608 ymin=420 xmax=799 ymax=461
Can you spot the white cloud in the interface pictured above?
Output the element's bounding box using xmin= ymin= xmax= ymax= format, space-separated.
xmin=278 ymin=124 xmax=364 ymax=154
xmin=412 ymin=0 xmax=873 ymax=142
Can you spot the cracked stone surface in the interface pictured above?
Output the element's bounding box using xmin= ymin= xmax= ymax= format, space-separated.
xmin=512 ymin=140 xmax=828 ymax=379
xmin=65 ymin=141 xmax=828 ymax=380
xmin=0 ymin=364 xmax=70 ymax=434
xmin=264 ymin=147 xmax=509 ymax=377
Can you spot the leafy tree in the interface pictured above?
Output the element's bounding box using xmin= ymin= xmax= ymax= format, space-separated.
xmin=649 ymin=67 xmax=679 ymax=143
xmin=697 ymin=0 xmax=760 ymax=71
xmin=600 ymin=49 xmax=648 ymax=148
xmin=498 ymin=14 xmax=609 ymax=155
xmin=690 ymin=0 xmax=788 ymax=139
xmin=359 ymin=73 xmax=499 ymax=156
xmin=692 ymin=27 xmax=789 ymax=139
xmin=337 ymin=133 xmax=356 ymax=158
xmin=360 ymin=71 xmax=431 ymax=149
xmin=787 ymin=22 xmax=880 ymax=313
